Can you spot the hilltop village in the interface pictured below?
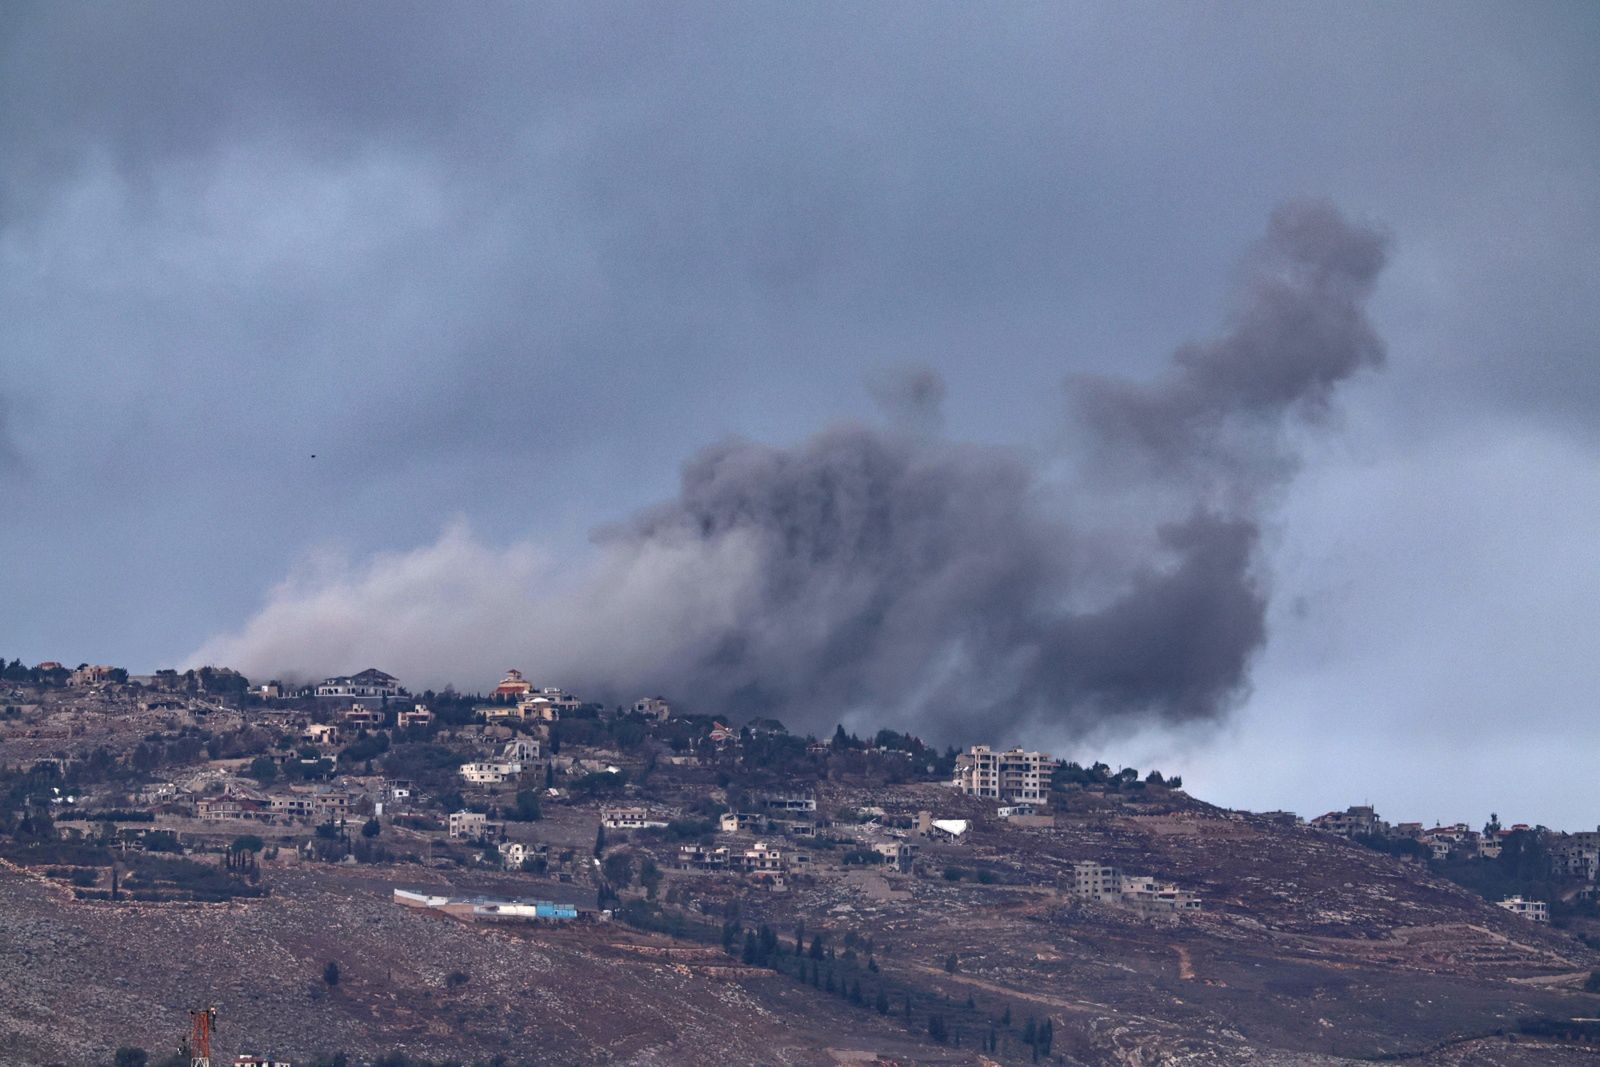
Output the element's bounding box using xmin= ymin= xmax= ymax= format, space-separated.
xmin=0 ymin=664 xmax=1201 ymax=919
xmin=6 ymin=659 xmax=1600 ymax=1066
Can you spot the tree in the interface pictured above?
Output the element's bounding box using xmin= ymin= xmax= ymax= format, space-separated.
xmin=944 ymin=952 xmax=958 ymax=973
xmin=246 ymin=756 xmax=278 ymax=784
xmin=231 ymin=834 xmax=264 ymax=856
xmin=874 ymin=988 xmax=889 ymax=1014
xmin=639 ymin=857 xmax=661 ymax=900
xmin=511 ymin=790 xmax=542 ymax=822
xmin=603 ymin=851 xmax=635 ymax=887
xmin=361 ymin=818 xmax=381 ymax=838
xmin=594 ymin=825 xmax=606 ymax=856
xmin=928 ymin=1014 xmax=948 ymax=1043
xmin=114 ymin=1048 xmax=148 ymax=1067
xmin=324 ymin=960 xmax=341 ymax=987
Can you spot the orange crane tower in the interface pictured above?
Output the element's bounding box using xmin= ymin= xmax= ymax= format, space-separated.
xmin=181 ymin=1006 xmax=217 ymax=1067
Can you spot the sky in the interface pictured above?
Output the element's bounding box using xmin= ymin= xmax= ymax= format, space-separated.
xmin=3 ymin=3 xmax=1598 ymax=828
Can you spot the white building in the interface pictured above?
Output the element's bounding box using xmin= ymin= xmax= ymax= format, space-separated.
xmin=601 ymin=806 xmax=670 ymax=830
xmin=515 ymin=696 xmax=561 ymax=723
xmin=500 ymin=841 xmax=540 ymax=868
xmin=952 ymin=746 xmax=1056 ymax=804
xmin=1497 ymin=896 xmax=1550 ymax=923
xmin=315 ymin=668 xmax=400 ymax=702
xmin=503 ymin=738 xmax=540 ymax=761
xmin=302 ymin=722 xmax=340 ymax=746
xmin=460 ymin=760 xmax=522 ymax=785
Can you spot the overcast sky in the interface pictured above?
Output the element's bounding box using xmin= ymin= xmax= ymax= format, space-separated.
xmin=3 ymin=3 xmax=1598 ymax=828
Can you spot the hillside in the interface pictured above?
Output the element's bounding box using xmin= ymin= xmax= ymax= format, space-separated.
xmin=3 ymin=679 xmax=1600 ymax=1065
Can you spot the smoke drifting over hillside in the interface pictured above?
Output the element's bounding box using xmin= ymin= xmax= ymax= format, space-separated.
xmin=192 ymin=201 xmax=1387 ymax=741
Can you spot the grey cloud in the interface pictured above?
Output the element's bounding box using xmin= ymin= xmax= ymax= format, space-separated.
xmin=0 ymin=396 xmax=21 ymax=479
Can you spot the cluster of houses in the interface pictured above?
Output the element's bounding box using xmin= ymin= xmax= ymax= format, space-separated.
xmin=1308 ymin=805 xmax=1548 ymax=863
xmin=1307 ymin=805 xmax=1596 ymax=922
xmin=676 ymin=840 xmax=813 ymax=889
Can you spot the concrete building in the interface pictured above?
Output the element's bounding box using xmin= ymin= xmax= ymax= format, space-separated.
xmin=873 ymin=840 xmax=917 ymax=872
xmin=68 ymin=664 xmax=118 ymax=686
xmin=1118 ymin=874 xmax=1202 ymax=913
xmin=397 ymin=704 xmax=434 ymax=730
xmin=1497 ymin=896 xmax=1549 ymax=922
xmin=500 ymin=841 xmax=545 ymax=869
xmin=539 ymin=687 xmax=583 ymax=712
xmin=502 ymin=737 xmax=540 ymax=761
xmin=1071 ymin=861 xmax=1122 ymax=903
xmin=678 ymin=843 xmax=733 ymax=869
xmin=1070 ymin=860 xmax=1199 ymax=913
xmin=448 ymin=810 xmax=496 ymax=839
xmin=952 ymin=746 xmax=1055 ymax=804
xmin=1309 ymin=805 xmax=1383 ymax=838
xmin=719 ymin=812 xmax=763 ymax=833
xmin=757 ymin=792 xmax=817 ymax=814
xmin=342 ymin=704 xmax=383 ymax=730
xmin=460 ymin=760 xmax=521 ymax=785
xmin=301 ymin=723 xmax=340 ymax=746
xmin=632 ymin=696 xmax=672 ymax=721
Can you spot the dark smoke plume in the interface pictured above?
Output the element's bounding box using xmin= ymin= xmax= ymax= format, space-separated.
xmin=198 ymin=201 xmax=1388 ymax=743
xmin=592 ymin=201 xmax=1387 ymax=738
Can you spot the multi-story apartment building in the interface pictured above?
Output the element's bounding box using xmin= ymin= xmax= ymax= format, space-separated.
xmin=1071 ymin=861 xmax=1122 ymax=902
xmin=951 ymin=746 xmax=1056 ymax=804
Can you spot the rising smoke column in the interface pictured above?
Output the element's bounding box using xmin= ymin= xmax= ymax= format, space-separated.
xmin=585 ymin=200 xmax=1387 ymax=738
xmin=192 ymin=200 xmax=1388 ymax=743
